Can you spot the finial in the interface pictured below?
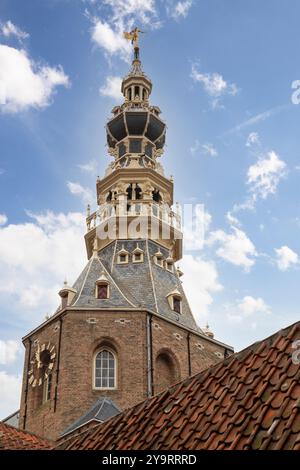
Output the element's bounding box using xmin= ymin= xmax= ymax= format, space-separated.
xmin=124 ymin=27 xmax=145 ymax=60
xmin=64 ymin=279 xmax=68 ymax=286
xmin=86 ymin=204 xmax=91 ymax=217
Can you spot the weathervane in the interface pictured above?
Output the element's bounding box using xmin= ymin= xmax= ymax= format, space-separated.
xmin=123 ymin=27 xmax=145 ymax=49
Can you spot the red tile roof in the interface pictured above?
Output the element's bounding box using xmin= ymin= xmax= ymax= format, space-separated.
xmin=0 ymin=422 xmax=52 ymax=450
xmin=61 ymin=321 xmax=300 ymax=450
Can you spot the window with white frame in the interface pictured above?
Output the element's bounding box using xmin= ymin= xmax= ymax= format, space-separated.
xmin=94 ymin=349 xmax=116 ymax=389
xmin=154 ymin=252 xmax=163 ymax=267
xmin=117 ymin=249 xmax=129 ymax=264
xmin=96 ymin=281 xmax=109 ymax=299
xmin=173 ymin=296 xmax=181 ymax=314
xmin=133 ymin=247 xmax=144 ymax=263
xmin=166 ymin=260 xmax=174 ymax=272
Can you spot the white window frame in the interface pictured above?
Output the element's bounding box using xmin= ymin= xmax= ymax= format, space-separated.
xmin=166 ymin=261 xmax=174 ymax=273
xmin=133 ymin=250 xmax=144 ymax=263
xmin=93 ymin=348 xmax=117 ymax=390
xmin=95 ymin=281 xmax=110 ymax=299
xmin=172 ymin=296 xmax=182 ymax=314
xmin=154 ymin=255 xmax=164 ymax=267
xmin=117 ymin=252 xmax=129 ymax=264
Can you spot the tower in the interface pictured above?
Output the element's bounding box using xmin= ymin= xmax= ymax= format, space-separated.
xmin=19 ymin=36 xmax=233 ymax=441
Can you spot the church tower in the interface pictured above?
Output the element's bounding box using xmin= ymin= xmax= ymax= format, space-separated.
xmin=19 ymin=34 xmax=233 ymax=441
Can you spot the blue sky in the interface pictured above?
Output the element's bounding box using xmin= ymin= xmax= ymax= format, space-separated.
xmin=1 ymin=0 xmax=300 ymax=418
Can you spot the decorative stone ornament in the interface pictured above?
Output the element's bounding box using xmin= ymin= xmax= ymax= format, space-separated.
xmin=28 ymin=342 xmax=56 ymax=388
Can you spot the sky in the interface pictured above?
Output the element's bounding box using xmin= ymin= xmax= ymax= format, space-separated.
xmin=1 ymin=0 xmax=300 ymax=418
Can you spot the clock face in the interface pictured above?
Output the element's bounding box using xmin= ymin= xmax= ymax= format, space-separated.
xmin=28 ymin=342 xmax=56 ymax=388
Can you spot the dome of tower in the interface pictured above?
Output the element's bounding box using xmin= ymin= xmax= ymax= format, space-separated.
xmin=106 ymin=110 xmax=166 ymax=152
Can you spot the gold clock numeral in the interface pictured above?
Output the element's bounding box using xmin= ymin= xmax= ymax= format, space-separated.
xmin=29 ymin=376 xmax=34 ymax=385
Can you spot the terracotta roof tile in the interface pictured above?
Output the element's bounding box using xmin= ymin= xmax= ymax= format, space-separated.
xmin=0 ymin=422 xmax=52 ymax=450
xmin=58 ymin=321 xmax=300 ymax=450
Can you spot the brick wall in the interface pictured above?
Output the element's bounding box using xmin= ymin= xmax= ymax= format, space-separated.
xmin=20 ymin=309 xmax=229 ymax=441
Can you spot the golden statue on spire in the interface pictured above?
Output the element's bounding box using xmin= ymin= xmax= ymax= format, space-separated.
xmin=123 ymin=27 xmax=144 ymax=48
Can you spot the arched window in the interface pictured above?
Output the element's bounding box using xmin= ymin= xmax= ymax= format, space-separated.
xmin=155 ymin=350 xmax=180 ymax=393
xmin=152 ymin=189 xmax=162 ymax=203
xmin=94 ymin=349 xmax=116 ymax=389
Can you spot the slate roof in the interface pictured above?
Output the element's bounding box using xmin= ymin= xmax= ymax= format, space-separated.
xmin=0 ymin=422 xmax=52 ymax=450
xmin=60 ymin=321 xmax=300 ymax=450
xmin=71 ymin=239 xmax=201 ymax=333
xmin=60 ymin=397 xmax=121 ymax=437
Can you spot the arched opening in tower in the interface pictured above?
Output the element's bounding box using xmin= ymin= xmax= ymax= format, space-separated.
xmin=154 ymin=351 xmax=180 ymax=394
xmin=152 ymin=189 xmax=162 ymax=203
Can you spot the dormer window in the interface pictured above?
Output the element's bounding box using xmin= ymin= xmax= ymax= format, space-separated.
xmin=117 ymin=247 xmax=129 ymax=264
xmin=95 ymin=273 xmax=110 ymax=299
xmin=133 ymin=245 xmax=144 ymax=263
xmin=165 ymin=257 xmax=174 ymax=273
xmin=173 ymin=296 xmax=181 ymax=314
xmin=97 ymin=283 xmax=109 ymax=299
xmin=154 ymin=251 xmax=163 ymax=267
xmin=167 ymin=290 xmax=182 ymax=314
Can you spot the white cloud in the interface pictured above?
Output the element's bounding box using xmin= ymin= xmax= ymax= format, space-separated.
xmin=100 ymin=75 xmax=123 ymax=100
xmin=77 ymin=159 xmax=98 ymax=174
xmin=247 ymin=151 xmax=287 ymax=200
xmin=102 ymin=0 xmax=157 ymax=24
xmin=91 ymin=20 xmax=131 ymax=61
xmin=67 ymin=181 xmax=94 ymax=205
xmin=181 ymin=254 xmax=223 ymax=322
xmin=275 ymin=246 xmax=299 ymax=271
xmin=201 ymin=143 xmax=218 ymax=157
xmin=226 ymin=211 xmax=241 ymax=227
xmin=89 ymin=0 xmax=158 ymax=61
xmin=0 ymin=211 xmax=86 ymax=316
xmin=183 ymin=205 xmax=212 ymax=251
xmin=246 ymin=131 xmax=260 ymax=147
xmin=224 ymin=106 xmax=286 ymax=135
xmin=191 ymin=64 xmax=238 ymax=108
xmin=238 ymin=295 xmax=270 ymax=316
xmin=0 ymin=372 xmax=21 ymax=419
xmin=1 ymin=20 xmax=29 ymax=41
xmin=227 ymin=295 xmax=271 ymax=324
xmin=190 ymin=140 xmax=218 ymax=157
xmin=208 ymin=227 xmax=257 ymax=271
xmin=170 ymin=1 xmax=193 ymax=20
xmin=0 ymin=45 xmax=69 ymax=113
xmin=0 ymin=340 xmax=20 ymax=365
xmin=0 ymin=214 xmax=7 ymax=226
